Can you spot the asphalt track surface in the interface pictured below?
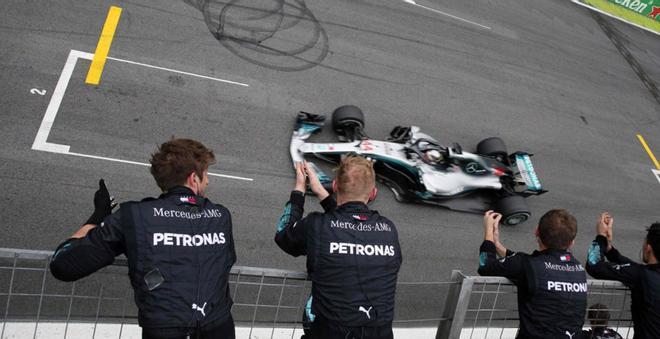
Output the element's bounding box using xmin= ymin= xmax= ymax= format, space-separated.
xmin=1 ymin=0 xmax=659 ymax=325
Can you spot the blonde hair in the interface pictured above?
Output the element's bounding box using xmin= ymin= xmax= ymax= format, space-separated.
xmin=335 ymin=156 xmax=375 ymax=200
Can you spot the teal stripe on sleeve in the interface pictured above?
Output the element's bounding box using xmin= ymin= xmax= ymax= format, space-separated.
xmin=479 ymin=252 xmax=487 ymax=267
xmin=276 ymin=203 xmax=292 ymax=233
xmin=587 ymin=242 xmax=601 ymax=265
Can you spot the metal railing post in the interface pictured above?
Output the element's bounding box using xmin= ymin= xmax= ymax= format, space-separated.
xmin=436 ymin=270 xmax=473 ymax=339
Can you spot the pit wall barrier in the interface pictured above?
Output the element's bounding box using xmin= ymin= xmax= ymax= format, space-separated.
xmin=0 ymin=249 xmax=633 ymax=338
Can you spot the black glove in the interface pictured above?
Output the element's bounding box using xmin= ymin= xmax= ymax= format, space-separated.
xmin=84 ymin=179 xmax=117 ymax=225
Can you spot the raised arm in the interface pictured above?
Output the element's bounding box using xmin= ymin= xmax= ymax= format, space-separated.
xmin=274 ymin=163 xmax=310 ymax=256
xmin=478 ymin=210 xmax=525 ymax=280
xmin=306 ymin=161 xmax=336 ymax=212
xmin=50 ymin=179 xmax=123 ymax=281
xmin=586 ymin=213 xmax=641 ymax=284
xmin=586 ymin=236 xmax=641 ymax=284
xmin=274 ymin=189 xmax=308 ymax=257
xmin=50 ymin=211 xmax=125 ymax=281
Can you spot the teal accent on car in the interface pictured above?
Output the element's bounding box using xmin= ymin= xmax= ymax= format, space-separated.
xmin=516 ymin=154 xmax=542 ymax=190
xmin=298 ymin=123 xmax=321 ymax=134
xmin=587 ymin=242 xmax=601 ymax=265
xmin=415 ymin=191 xmax=434 ymax=199
xmin=307 ymin=162 xmax=332 ymax=184
xmin=317 ymin=170 xmax=332 ymax=184
xmin=305 ymin=296 xmax=315 ymax=322
xmin=276 ymin=203 xmax=292 ymax=233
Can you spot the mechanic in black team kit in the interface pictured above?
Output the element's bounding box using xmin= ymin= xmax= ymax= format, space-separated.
xmin=478 ymin=209 xmax=587 ymax=339
xmin=275 ymin=156 xmax=402 ymax=339
xmin=586 ymin=212 xmax=660 ymax=339
xmin=50 ymin=139 xmax=236 ymax=339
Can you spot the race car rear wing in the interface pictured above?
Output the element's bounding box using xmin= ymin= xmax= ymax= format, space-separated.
xmin=510 ymin=152 xmax=547 ymax=196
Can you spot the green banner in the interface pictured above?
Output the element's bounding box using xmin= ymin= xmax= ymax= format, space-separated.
xmin=573 ymin=0 xmax=660 ymax=34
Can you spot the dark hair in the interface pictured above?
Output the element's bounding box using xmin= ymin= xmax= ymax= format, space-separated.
xmin=149 ymin=138 xmax=215 ymax=191
xmin=538 ymin=209 xmax=577 ymax=250
xmin=646 ymin=223 xmax=660 ymax=259
xmin=588 ymin=303 xmax=610 ymax=328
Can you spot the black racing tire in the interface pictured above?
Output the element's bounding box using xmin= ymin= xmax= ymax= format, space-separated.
xmin=332 ymin=105 xmax=365 ymax=132
xmin=476 ymin=137 xmax=508 ymax=159
xmin=495 ymin=195 xmax=531 ymax=226
xmin=384 ymin=180 xmax=408 ymax=203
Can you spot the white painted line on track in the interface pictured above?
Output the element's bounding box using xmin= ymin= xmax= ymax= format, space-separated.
xmin=106 ymin=56 xmax=250 ymax=87
xmin=653 ymin=169 xmax=660 ymax=184
xmin=402 ymin=0 xmax=492 ymax=30
xmin=32 ymin=50 xmax=82 ymax=153
xmin=32 ymin=49 xmax=254 ymax=182
xmin=64 ymin=151 xmax=254 ymax=181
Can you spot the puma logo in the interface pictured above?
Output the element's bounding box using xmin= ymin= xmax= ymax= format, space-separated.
xmin=358 ymin=306 xmax=373 ymax=319
xmin=565 ymin=331 xmax=575 ymax=339
xmin=614 ymin=263 xmax=631 ymax=270
xmin=192 ymin=302 xmax=207 ymax=317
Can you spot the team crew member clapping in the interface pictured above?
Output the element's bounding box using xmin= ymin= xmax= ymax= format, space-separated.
xmin=478 ymin=209 xmax=587 ymax=339
xmin=275 ymin=156 xmax=402 ymax=339
xmin=586 ymin=212 xmax=660 ymax=339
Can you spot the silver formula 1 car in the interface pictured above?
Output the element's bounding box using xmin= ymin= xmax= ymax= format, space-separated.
xmin=290 ymin=105 xmax=546 ymax=225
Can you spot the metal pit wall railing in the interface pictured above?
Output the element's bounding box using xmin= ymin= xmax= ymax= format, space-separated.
xmin=436 ymin=271 xmax=635 ymax=339
xmin=1 ymin=248 xmax=635 ymax=339
xmin=0 ymin=248 xmax=455 ymax=339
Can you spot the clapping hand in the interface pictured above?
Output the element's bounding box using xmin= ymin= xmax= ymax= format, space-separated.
xmin=597 ymin=212 xmax=614 ymax=251
xmin=294 ymin=162 xmax=307 ymax=193
xmin=484 ymin=210 xmax=507 ymax=257
xmin=304 ymin=162 xmax=330 ymax=200
xmin=483 ymin=210 xmax=502 ymax=241
xmin=293 ymin=162 xmax=330 ymax=200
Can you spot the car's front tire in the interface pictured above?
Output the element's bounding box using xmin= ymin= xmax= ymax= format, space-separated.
xmin=332 ymin=105 xmax=365 ymax=139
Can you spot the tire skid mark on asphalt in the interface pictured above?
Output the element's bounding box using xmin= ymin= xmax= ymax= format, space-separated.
xmin=590 ymin=11 xmax=660 ymax=106
xmin=32 ymin=49 xmax=254 ymax=182
xmin=587 ymin=11 xmax=660 ymax=185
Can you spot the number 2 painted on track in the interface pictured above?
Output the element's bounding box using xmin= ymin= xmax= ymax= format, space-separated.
xmin=30 ymin=88 xmax=46 ymax=96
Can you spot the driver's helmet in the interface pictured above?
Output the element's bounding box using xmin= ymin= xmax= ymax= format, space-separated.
xmin=424 ymin=149 xmax=443 ymax=163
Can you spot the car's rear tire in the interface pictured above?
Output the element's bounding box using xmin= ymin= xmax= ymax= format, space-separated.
xmin=495 ymin=195 xmax=530 ymax=226
xmin=477 ymin=137 xmax=507 ymax=159
xmin=384 ymin=180 xmax=407 ymax=203
xmin=332 ymin=105 xmax=365 ymax=134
